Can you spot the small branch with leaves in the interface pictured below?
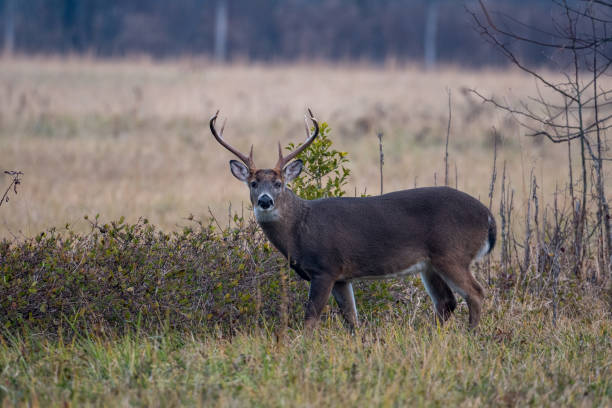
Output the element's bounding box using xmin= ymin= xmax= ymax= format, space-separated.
xmin=0 ymin=170 xmax=23 ymax=207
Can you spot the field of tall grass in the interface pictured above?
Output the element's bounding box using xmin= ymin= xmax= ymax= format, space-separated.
xmin=0 ymin=57 xmax=590 ymax=237
xmin=0 ymin=58 xmax=611 ymax=407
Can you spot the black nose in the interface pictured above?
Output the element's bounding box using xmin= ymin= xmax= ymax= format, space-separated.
xmin=258 ymin=195 xmax=274 ymax=209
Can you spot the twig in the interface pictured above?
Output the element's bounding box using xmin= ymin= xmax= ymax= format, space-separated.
xmin=488 ymin=129 xmax=498 ymax=211
xmin=521 ymin=169 xmax=534 ymax=282
xmin=444 ymin=88 xmax=452 ymax=186
xmin=0 ymin=171 xmax=23 ymax=207
xmin=377 ymin=132 xmax=384 ymax=195
xmin=500 ymin=161 xmax=508 ymax=279
xmin=486 ymin=132 xmax=498 ymax=285
xmin=455 ymin=162 xmax=458 ymax=189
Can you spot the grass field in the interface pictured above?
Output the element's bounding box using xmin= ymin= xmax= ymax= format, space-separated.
xmin=0 ymin=57 xmax=599 ymax=238
xmin=1 ymin=58 xmax=611 ymax=407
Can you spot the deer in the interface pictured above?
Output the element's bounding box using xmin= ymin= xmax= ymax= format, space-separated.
xmin=209 ymin=109 xmax=496 ymax=330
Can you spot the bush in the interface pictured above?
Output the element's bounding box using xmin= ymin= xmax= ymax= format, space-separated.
xmin=0 ymin=216 xmax=286 ymax=335
xmin=0 ymin=214 xmax=421 ymax=337
xmin=286 ymin=122 xmax=350 ymax=200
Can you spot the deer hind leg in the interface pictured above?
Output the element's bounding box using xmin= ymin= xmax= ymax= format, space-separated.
xmin=332 ymin=281 xmax=359 ymax=330
xmin=431 ymin=260 xmax=485 ymax=329
xmin=305 ymin=277 xmax=335 ymax=331
xmin=420 ymin=266 xmax=457 ymax=324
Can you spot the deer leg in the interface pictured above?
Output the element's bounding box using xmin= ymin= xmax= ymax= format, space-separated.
xmin=332 ymin=281 xmax=359 ymax=330
xmin=305 ymin=277 xmax=335 ymax=330
xmin=431 ymin=260 xmax=485 ymax=329
xmin=420 ymin=266 xmax=456 ymax=324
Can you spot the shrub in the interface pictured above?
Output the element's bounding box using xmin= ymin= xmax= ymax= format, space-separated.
xmin=0 ymin=214 xmax=421 ymax=338
xmin=286 ymin=122 xmax=350 ymax=200
xmin=0 ymin=216 xmax=283 ymax=335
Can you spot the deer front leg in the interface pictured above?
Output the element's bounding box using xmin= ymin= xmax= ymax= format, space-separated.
xmin=305 ymin=277 xmax=335 ymax=331
xmin=332 ymin=281 xmax=359 ymax=330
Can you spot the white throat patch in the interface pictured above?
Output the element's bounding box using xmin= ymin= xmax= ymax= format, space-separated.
xmin=254 ymin=207 xmax=280 ymax=223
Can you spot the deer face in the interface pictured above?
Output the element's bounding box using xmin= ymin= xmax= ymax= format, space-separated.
xmin=229 ymin=160 xmax=303 ymax=222
xmin=210 ymin=109 xmax=318 ymax=223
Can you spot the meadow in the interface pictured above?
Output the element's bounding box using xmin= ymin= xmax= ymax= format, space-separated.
xmin=0 ymin=58 xmax=611 ymax=407
xmin=0 ymin=57 xmax=586 ymax=237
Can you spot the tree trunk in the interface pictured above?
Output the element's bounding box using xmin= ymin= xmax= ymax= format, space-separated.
xmin=3 ymin=0 xmax=15 ymax=56
xmin=424 ymin=2 xmax=438 ymax=70
xmin=214 ymin=0 xmax=229 ymax=62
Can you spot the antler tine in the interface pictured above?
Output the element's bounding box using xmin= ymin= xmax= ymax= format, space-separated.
xmin=275 ymin=108 xmax=320 ymax=170
xmin=303 ymin=117 xmax=311 ymax=140
xmin=210 ymin=110 xmax=254 ymax=168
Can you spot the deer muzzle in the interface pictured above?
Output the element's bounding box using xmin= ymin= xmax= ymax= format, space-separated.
xmin=257 ymin=194 xmax=274 ymax=210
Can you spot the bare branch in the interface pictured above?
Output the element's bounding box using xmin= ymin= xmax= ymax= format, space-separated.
xmin=470 ymin=6 xmax=579 ymax=102
xmin=0 ymin=171 xmax=23 ymax=208
xmin=478 ymin=0 xmax=611 ymax=50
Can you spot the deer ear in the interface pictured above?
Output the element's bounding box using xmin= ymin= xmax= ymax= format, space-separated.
xmin=283 ymin=159 xmax=303 ymax=182
xmin=229 ymin=160 xmax=250 ymax=182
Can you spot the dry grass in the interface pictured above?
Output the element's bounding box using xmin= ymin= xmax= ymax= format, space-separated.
xmin=0 ymin=57 xmax=603 ymax=238
xmin=1 ymin=57 xmax=611 ymax=407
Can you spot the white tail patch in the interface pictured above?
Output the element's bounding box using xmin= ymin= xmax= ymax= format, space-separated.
xmin=475 ymin=239 xmax=490 ymax=261
xmin=474 ymin=215 xmax=493 ymax=261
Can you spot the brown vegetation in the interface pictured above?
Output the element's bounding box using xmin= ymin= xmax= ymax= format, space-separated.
xmin=1 ymin=58 xmax=600 ymax=238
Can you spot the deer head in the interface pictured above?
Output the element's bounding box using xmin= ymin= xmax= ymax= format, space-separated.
xmin=210 ymin=109 xmax=319 ymax=222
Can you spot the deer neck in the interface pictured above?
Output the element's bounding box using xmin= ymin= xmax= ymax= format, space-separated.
xmin=256 ymin=189 xmax=308 ymax=259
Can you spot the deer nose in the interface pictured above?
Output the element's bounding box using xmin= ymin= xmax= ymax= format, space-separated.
xmin=258 ymin=194 xmax=274 ymax=209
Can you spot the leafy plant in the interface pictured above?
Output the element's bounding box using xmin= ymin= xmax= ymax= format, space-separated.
xmin=0 ymin=213 xmax=418 ymax=338
xmin=286 ymin=122 xmax=350 ymax=200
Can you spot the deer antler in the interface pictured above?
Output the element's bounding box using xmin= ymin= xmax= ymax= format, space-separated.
xmin=210 ymin=110 xmax=255 ymax=169
xmin=275 ymin=108 xmax=319 ymax=170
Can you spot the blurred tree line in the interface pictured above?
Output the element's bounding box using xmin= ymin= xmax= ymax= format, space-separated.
xmin=1 ymin=0 xmax=561 ymax=66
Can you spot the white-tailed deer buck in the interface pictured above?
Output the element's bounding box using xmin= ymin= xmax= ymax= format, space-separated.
xmin=210 ymin=109 xmax=496 ymax=330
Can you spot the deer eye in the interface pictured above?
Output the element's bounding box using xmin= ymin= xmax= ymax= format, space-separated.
xmin=250 ymin=181 xmax=258 ymax=188
xmin=274 ymin=181 xmax=282 ymax=188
